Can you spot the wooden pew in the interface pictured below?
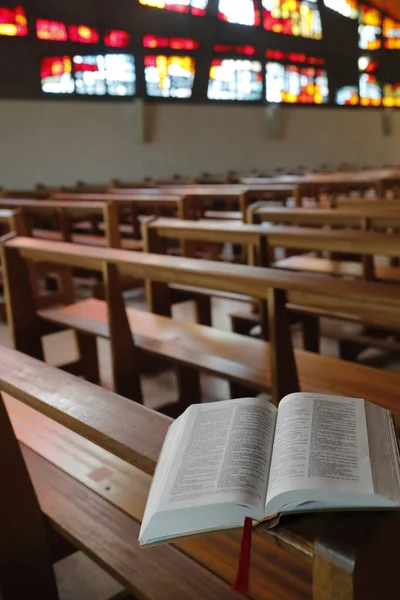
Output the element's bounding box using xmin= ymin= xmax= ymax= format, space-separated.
xmin=5 ymin=237 xmax=400 ymax=410
xmin=1 ymin=346 xmax=400 ymax=600
xmin=0 ymin=198 xmax=141 ymax=250
xmin=109 ymin=184 xmax=298 ymax=217
xmin=246 ymin=204 xmax=400 ymax=229
xmin=144 ymin=218 xmax=400 ymax=356
xmin=0 ymin=210 xmax=27 ymax=319
xmin=144 ymin=217 xmax=400 ymax=281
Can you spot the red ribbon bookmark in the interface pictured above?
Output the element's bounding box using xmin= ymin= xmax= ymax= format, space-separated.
xmin=232 ymin=517 xmax=253 ymax=594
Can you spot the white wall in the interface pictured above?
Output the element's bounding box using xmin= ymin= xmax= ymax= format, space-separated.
xmin=0 ymin=99 xmax=399 ymax=187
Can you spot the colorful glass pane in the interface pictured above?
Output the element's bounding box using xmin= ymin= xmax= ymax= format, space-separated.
xmin=262 ymin=0 xmax=322 ymax=39
xmin=323 ymin=0 xmax=358 ymax=19
xmin=218 ymin=0 xmax=260 ymax=26
xmin=105 ymin=30 xmax=131 ymax=48
xmin=41 ymin=56 xmax=74 ymax=94
xmin=143 ymin=35 xmax=199 ymax=50
xmin=358 ymin=56 xmax=381 ymax=106
xmin=208 ymin=59 xmax=262 ymax=101
xmin=73 ymin=54 xmax=135 ymax=96
xmin=383 ymin=17 xmax=400 ymax=49
xmin=214 ymin=44 xmax=256 ymax=55
xmin=266 ymin=49 xmax=325 ymax=65
xmin=69 ymin=25 xmax=99 ymax=44
xmin=145 ymin=55 xmax=195 ymax=98
xmin=138 ymin=0 xmax=208 ymax=16
xmin=266 ymin=62 xmax=328 ymax=104
xmin=0 ymin=5 xmax=27 ymax=36
xmin=36 ymin=19 xmax=68 ymax=41
xmin=359 ymin=5 xmax=381 ymax=50
xmin=383 ymin=84 xmax=400 ymax=107
xmin=335 ymin=86 xmax=359 ymax=105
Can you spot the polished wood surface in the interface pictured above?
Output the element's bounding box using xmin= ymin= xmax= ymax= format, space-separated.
xmin=275 ymin=256 xmax=400 ymax=281
xmin=0 ymin=345 xmax=169 ymax=475
xmin=247 ymin=206 xmax=400 ymax=228
xmin=148 ymin=218 xmax=400 ymax=257
xmin=36 ymin=297 xmax=400 ymax=416
xmin=2 ymin=348 xmax=400 ymax=599
xmin=6 ymin=395 xmax=312 ymax=600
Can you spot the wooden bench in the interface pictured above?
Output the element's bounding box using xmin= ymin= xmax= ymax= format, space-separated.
xmin=0 ymin=198 xmax=138 ymax=250
xmin=144 ymin=217 xmax=400 ymax=281
xmin=144 ymin=218 xmax=400 ymax=356
xmin=5 ymin=237 xmax=400 ymax=411
xmin=2 ymin=346 xmax=400 ymax=600
xmin=51 ymin=192 xmax=195 ymax=230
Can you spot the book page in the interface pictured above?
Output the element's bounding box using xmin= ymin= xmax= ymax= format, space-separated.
xmin=266 ymin=393 xmax=374 ymax=510
xmin=157 ymin=397 xmax=277 ymax=513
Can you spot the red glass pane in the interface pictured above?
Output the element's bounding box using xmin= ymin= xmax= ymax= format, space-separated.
xmin=36 ymin=19 xmax=68 ymax=41
xmin=165 ymin=2 xmax=189 ymax=12
xmin=144 ymin=55 xmax=157 ymax=67
xmin=266 ymin=49 xmax=324 ymax=65
xmin=214 ymin=44 xmax=255 ymax=55
xmin=69 ymin=24 xmax=99 ymax=44
xmin=143 ymin=35 xmax=169 ymax=48
xmin=40 ymin=56 xmax=71 ymax=79
xmin=0 ymin=5 xmax=27 ymax=36
xmin=143 ymin=35 xmax=198 ymax=50
xmin=192 ymin=6 xmax=206 ymax=15
xmin=170 ymin=37 xmax=199 ymax=50
xmin=105 ymin=29 xmax=130 ymax=48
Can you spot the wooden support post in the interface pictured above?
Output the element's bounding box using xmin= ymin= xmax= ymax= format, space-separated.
xmin=314 ymin=513 xmax=400 ymax=600
xmin=10 ymin=210 xmax=30 ymax=236
xmin=141 ymin=222 xmax=172 ymax=317
xmin=103 ymin=262 xmax=143 ymax=403
xmin=0 ymin=244 xmax=44 ymax=359
xmin=58 ymin=209 xmax=72 ymax=243
xmin=76 ymin=332 xmax=100 ymax=384
xmin=267 ymin=288 xmax=299 ymax=406
xmin=301 ymin=314 xmax=320 ymax=353
xmin=361 ymin=217 xmax=375 ymax=281
xmin=0 ymin=391 xmax=59 ymax=600
xmin=104 ymin=203 xmax=122 ymax=249
xmin=175 ymin=364 xmax=202 ymax=413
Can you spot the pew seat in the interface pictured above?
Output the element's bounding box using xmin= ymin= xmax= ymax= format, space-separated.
xmin=37 ymin=297 xmax=400 ymax=418
xmin=274 ymin=255 xmax=400 ymax=281
xmin=33 ymin=228 xmax=143 ymax=251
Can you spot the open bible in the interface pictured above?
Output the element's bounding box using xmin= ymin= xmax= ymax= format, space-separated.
xmin=139 ymin=394 xmax=400 ymax=547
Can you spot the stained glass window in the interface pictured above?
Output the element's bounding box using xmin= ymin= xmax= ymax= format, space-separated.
xmin=266 ymin=63 xmax=328 ymax=104
xmin=105 ymin=30 xmax=131 ymax=48
xmin=359 ymin=5 xmax=381 ymax=50
xmin=359 ymin=56 xmax=381 ymax=106
xmin=214 ymin=44 xmax=256 ymax=55
xmin=208 ymin=59 xmax=262 ymax=101
xmin=69 ymin=25 xmax=99 ymax=44
xmin=0 ymin=5 xmax=27 ymax=36
xmin=143 ymin=35 xmax=199 ymax=50
xmin=41 ymin=56 xmax=74 ymax=94
xmin=138 ymin=0 xmax=208 ymax=16
xmin=322 ymin=0 xmax=358 ymax=19
xmin=262 ymin=0 xmax=322 ymax=39
xmin=41 ymin=54 xmax=135 ymax=96
xmin=383 ymin=83 xmax=400 ymax=107
xmin=335 ymin=86 xmax=359 ymax=105
xmin=218 ymin=0 xmax=260 ymax=26
xmin=383 ymin=17 xmax=400 ymax=49
xmin=74 ymin=55 xmax=135 ymax=96
xmin=36 ymin=19 xmax=68 ymax=41
xmin=145 ymin=55 xmax=195 ymax=98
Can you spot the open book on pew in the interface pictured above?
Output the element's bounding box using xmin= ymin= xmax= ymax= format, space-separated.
xmin=139 ymin=394 xmax=400 ymax=547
